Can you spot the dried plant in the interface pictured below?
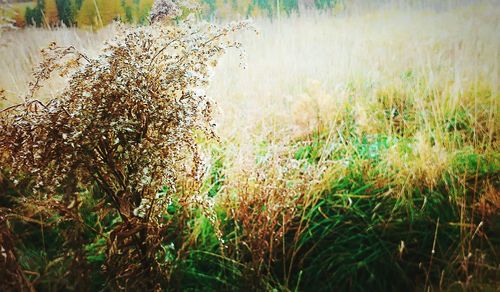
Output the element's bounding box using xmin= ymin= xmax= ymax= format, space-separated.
xmin=0 ymin=14 xmax=250 ymax=288
xmin=220 ymin=150 xmax=319 ymax=284
xmin=149 ymin=0 xmax=181 ymax=23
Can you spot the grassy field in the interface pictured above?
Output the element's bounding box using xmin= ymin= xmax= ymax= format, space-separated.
xmin=0 ymin=1 xmax=499 ymax=290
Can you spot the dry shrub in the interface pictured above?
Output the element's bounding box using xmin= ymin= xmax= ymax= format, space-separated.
xmin=221 ymin=149 xmax=318 ymax=282
xmin=0 ymin=11 xmax=250 ymax=289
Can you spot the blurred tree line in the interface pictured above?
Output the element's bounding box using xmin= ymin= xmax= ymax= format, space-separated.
xmin=24 ymin=0 xmax=153 ymax=27
xmin=203 ymin=0 xmax=341 ymax=19
xmin=22 ymin=0 xmax=341 ymax=28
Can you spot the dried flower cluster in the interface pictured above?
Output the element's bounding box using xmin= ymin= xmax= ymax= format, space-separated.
xmin=0 ymin=16 xmax=249 ymax=288
xmin=149 ymin=0 xmax=181 ymax=23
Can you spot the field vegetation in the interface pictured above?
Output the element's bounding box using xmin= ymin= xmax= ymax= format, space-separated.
xmin=0 ymin=0 xmax=499 ymax=290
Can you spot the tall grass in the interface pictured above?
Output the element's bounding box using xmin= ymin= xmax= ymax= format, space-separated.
xmin=0 ymin=0 xmax=499 ymax=290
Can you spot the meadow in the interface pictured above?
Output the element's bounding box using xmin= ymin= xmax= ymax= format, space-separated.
xmin=0 ymin=0 xmax=499 ymax=290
